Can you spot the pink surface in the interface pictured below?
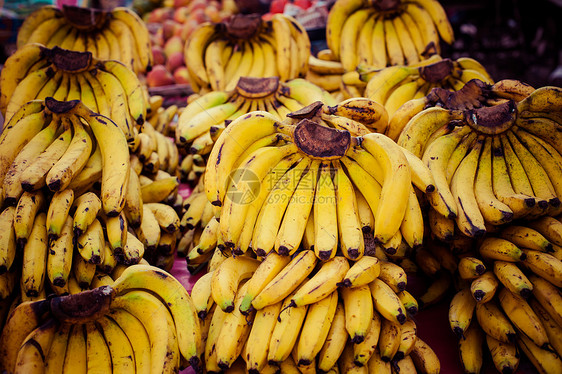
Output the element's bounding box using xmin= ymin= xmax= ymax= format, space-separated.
xmin=170 ymin=258 xmax=538 ymax=373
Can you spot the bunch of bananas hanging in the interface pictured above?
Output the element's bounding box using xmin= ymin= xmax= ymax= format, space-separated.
xmin=326 ymin=0 xmax=454 ymax=72
xmin=191 ymin=250 xmax=440 ymax=372
xmin=0 ymin=44 xmax=149 ymax=147
xmin=397 ymin=84 xmax=562 ymax=239
xmin=360 ymin=55 xmax=493 ymax=119
xmin=184 ymin=13 xmax=310 ymax=93
xmin=175 ymin=77 xmax=336 ymax=157
xmin=447 ymin=217 xmax=562 ymax=374
xmin=15 ymin=5 xmax=152 ymax=74
xmin=205 ymin=98 xmax=440 ymax=261
xmin=0 ymin=264 xmax=203 ymax=373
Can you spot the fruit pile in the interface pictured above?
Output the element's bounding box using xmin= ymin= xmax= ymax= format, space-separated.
xmin=0 ymin=0 xmax=561 ymax=372
xmin=144 ymin=0 xmax=239 ymax=87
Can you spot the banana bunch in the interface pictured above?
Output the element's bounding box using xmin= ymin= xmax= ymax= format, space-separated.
xmin=132 ymin=121 xmax=181 ymax=179
xmin=326 ymin=0 xmax=454 ymax=72
xmin=15 ymin=5 xmax=152 ymax=74
xmin=179 ymin=154 xmax=207 ymax=185
xmin=147 ymin=103 xmax=179 ymax=138
xmin=397 ymin=85 xmax=562 ymax=239
xmin=184 ymin=13 xmax=310 ymax=93
xmin=175 ymin=77 xmax=336 ymax=156
xmin=205 ymin=99 xmax=440 ymax=261
xmin=446 ymin=217 xmax=562 ymax=374
xmin=191 ymin=251 xmax=440 ymax=372
xmin=0 ymin=264 xmax=203 ymax=374
xmin=0 ymin=44 xmax=149 ymax=146
xmin=361 ymin=55 xmax=493 ymax=120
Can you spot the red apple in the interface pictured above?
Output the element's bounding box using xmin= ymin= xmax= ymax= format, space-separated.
xmin=204 ymin=5 xmax=221 ymax=23
xmin=173 ymin=6 xmax=190 ymax=24
xmin=147 ymin=7 xmax=174 ymax=23
xmin=189 ymin=8 xmax=207 ymax=23
xmin=173 ymin=0 xmax=190 ymax=8
xmin=162 ymin=19 xmax=180 ymax=41
xmin=146 ymin=65 xmax=175 ymax=87
xmin=151 ymin=45 xmax=166 ymax=66
xmin=173 ymin=66 xmax=191 ymax=85
xmin=179 ymin=19 xmax=199 ymax=41
xmin=164 ymin=35 xmax=185 ymax=59
xmin=166 ymin=51 xmax=185 ymax=73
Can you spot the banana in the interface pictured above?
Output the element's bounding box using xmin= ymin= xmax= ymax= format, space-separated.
xmin=397 ymin=290 xmax=419 ymax=317
xmin=458 ymin=256 xmax=486 ymax=280
xmin=211 ymin=280 xmax=253 ymax=370
xmin=14 ymin=317 xmax=58 ymax=373
xmin=484 ymin=334 xmax=519 ymax=374
xmin=84 ymin=321 xmax=113 ymax=374
xmin=422 ymin=125 xmax=473 ymax=218
xmin=71 ymin=101 xmax=130 ymax=217
xmin=530 ymin=298 xmax=562 ymax=356
xmin=82 ymin=71 xmax=110 ymax=117
xmin=108 ymin=308 xmax=151 ymax=374
xmin=448 ymin=287 xmax=477 ymax=340
xmin=112 ymin=289 xmax=179 ymax=373
xmin=500 ymin=224 xmax=553 ymax=253
xmin=92 ymin=67 xmax=134 ymax=141
xmin=267 ymin=286 xmax=308 ymax=366
xmin=479 ymin=237 xmax=526 ymax=262
xmin=340 ymin=8 xmax=374 ymax=72
xmin=409 ymin=0 xmax=454 ymax=44
xmin=393 ymin=317 xmax=417 ymax=361
xmin=418 ymin=271 xmax=451 ymax=308
xmin=427 ymin=207 xmax=455 ymax=241
xmin=378 ymin=261 xmax=407 ymax=293
xmin=204 ymin=299 xmax=227 ymax=373
xmin=239 ymin=252 xmax=292 ymax=315
xmin=365 ymin=66 xmax=416 ymax=106
xmin=44 ymin=322 xmax=71 ymax=374
xmin=47 ymin=114 xmax=94 ymax=192
xmin=445 ymin=131 xmax=478 ymax=184
xmin=351 ymin=311 xmax=381 ymax=366
xmin=515 ymin=117 xmax=562 ymax=156
xmin=251 ymin=249 xmax=316 ymax=311
xmin=410 ymin=337 xmax=441 ymax=374
xmin=21 ymin=212 xmax=47 ymax=297
xmin=96 ymin=316 xmax=135 ymax=373
xmin=99 ymin=59 xmax=147 ymax=125
xmin=61 ymin=324 xmax=87 ymax=374
xmin=528 ymin=274 xmax=562 ymax=328
xmin=475 ymin=300 xmax=516 ymax=343
xmin=490 ymin=136 xmax=536 ymax=218
xmin=318 ymin=301 xmax=347 ymax=371
xmin=450 ymin=136 xmax=487 ymax=237
xmin=274 ymin=160 xmax=317 ymax=256
xmin=378 ymin=318 xmax=402 ymax=362
xmin=397 ymin=106 xmax=464 ymax=158
xmin=12 ymin=190 xmax=44 ymax=249
xmin=72 ymin=192 xmax=101 ymax=237
xmin=295 ymin=290 xmax=339 ymax=366
xmin=470 ymin=271 xmax=499 ymax=303
xmin=361 ymin=133 xmax=411 ymax=243
xmin=112 ymin=264 xmax=203 ymax=369
xmin=493 ymin=260 xmax=533 ymax=298
xmin=528 ymin=216 xmax=562 ymax=247
xmin=76 ymin=217 xmax=104 ymax=264
xmin=111 ymin=7 xmax=152 ymax=71
xmin=506 ymin=131 xmax=559 ymax=209
xmin=325 ymin=0 xmax=365 ymax=61
xmin=338 ymin=255 xmax=380 ymax=288
xmin=522 ymin=249 xmax=562 ymax=288
xmin=206 ymin=111 xmax=294 ymax=206
xmin=341 ymin=284 xmax=374 ymax=344
xmin=370 ymin=277 xmax=407 ymax=324
xmin=338 ymin=339 xmax=368 ymax=373
xmin=242 ymin=300 xmax=281 ymax=373
xmin=253 ymin=157 xmax=312 ymax=257
xmin=288 ymin=256 xmax=349 ymax=308
xmin=211 ymin=256 xmax=260 ymax=312
xmin=475 ymin=137 xmax=514 ymax=224
xmin=458 ymin=321 xmax=484 ymax=374
xmin=517 ymin=331 xmax=562 ymax=374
